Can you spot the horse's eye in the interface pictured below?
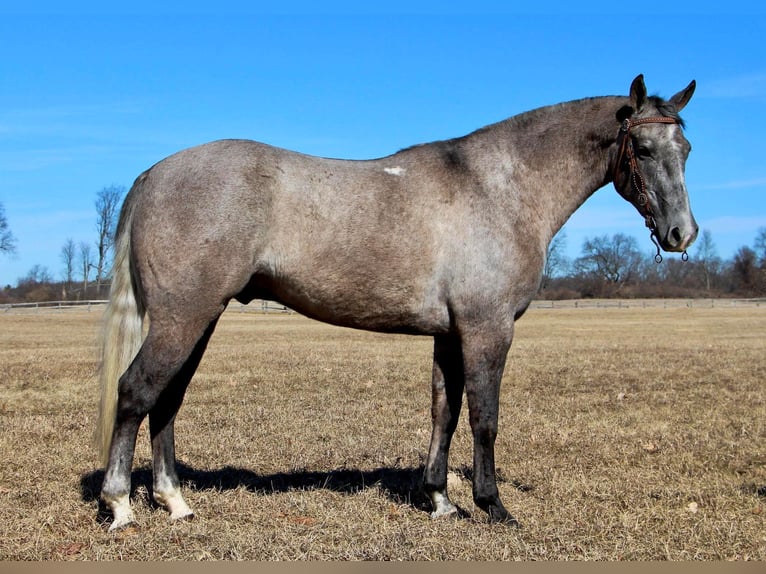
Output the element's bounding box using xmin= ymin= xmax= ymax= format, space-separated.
xmin=636 ymin=145 xmax=652 ymax=159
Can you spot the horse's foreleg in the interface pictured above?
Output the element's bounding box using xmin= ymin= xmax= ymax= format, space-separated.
xmin=149 ymin=318 xmax=219 ymax=522
xmin=462 ymin=327 xmax=519 ymax=526
xmin=424 ymin=335 xmax=465 ymax=518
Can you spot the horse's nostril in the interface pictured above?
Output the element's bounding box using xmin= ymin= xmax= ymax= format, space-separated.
xmin=669 ymin=226 xmax=682 ymax=246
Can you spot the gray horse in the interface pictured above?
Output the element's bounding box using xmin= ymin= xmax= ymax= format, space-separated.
xmin=96 ymin=75 xmax=697 ymax=531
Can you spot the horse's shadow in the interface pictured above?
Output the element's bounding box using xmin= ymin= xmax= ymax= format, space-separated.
xmin=80 ymin=462 xmax=436 ymax=519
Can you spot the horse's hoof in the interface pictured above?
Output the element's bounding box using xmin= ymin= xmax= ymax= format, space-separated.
xmin=488 ymin=511 xmax=521 ymax=528
xmin=485 ymin=503 xmax=521 ymax=527
xmin=107 ymin=516 xmax=139 ymax=533
xmin=430 ymin=506 xmax=459 ymax=520
xmin=169 ymin=509 xmax=195 ymax=522
xmin=155 ymin=489 xmax=194 ymax=523
xmin=103 ymin=497 xmax=137 ymax=533
xmin=498 ymin=516 xmax=521 ymax=528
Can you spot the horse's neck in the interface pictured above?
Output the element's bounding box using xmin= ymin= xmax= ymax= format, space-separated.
xmin=486 ymin=96 xmax=625 ymax=242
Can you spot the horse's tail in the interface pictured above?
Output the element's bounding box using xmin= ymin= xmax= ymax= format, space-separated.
xmin=95 ymin=183 xmax=145 ymax=466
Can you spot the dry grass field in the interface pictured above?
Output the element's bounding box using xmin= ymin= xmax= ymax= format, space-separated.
xmin=0 ymin=303 xmax=764 ymax=560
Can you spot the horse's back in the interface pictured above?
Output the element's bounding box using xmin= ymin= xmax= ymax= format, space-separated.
xmin=125 ymin=139 xmax=455 ymax=332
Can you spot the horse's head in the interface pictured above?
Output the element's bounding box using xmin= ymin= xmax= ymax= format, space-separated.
xmin=613 ymin=75 xmax=698 ymax=256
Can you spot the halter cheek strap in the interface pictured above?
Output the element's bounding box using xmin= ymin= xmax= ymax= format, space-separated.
xmin=612 ymin=116 xmax=681 ymax=263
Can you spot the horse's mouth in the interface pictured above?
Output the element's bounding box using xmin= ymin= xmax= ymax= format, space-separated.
xmin=660 ymin=224 xmax=698 ymax=253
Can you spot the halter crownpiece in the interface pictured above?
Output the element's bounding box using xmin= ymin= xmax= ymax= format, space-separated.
xmin=612 ymin=115 xmax=683 ymax=263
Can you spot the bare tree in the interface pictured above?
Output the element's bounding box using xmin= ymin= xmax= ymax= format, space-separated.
xmin=730 ymin=246 xmax=760 ymax=295
xmin=60 ymin=238 xmax=77 ymax=298
xmin=575 ymin=233 xmax=643 ymax=293
xmin=0 ymin=201 xmax=16 ymax=256
xmin=18 ymin=264 xmax=53 ymax=286
xmin=541 ymin=229 xmax=569 ymax=290
xmin=79 ymin=241 xmax=92 ymax=299
xmin=94 ymin=185 xmax=124 ymax=293
xmin=754 ymin=227 xmax=766 ymax=268
xmin=694 ymin=229 xmax=721 ymax=293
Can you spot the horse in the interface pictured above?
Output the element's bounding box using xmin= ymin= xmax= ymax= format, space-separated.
xmin=96 ymin=75 xmax=697 ymax=531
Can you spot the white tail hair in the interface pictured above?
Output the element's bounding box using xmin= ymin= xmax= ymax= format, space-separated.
xmin=95 ymin=200 xmax=145 ymax=466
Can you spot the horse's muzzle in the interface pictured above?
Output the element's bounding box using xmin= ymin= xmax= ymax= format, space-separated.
xmin=662 ymin=222 xmax=698 ymax=253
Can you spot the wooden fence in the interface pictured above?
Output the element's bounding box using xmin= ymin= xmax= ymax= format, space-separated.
xmin=2 ymin=297 xmax=764 ymax=316
xmin=528 ymin=298 xmax=766 ymax=309
xmin=0 ymin=299 xmax=292 ymax=315
xmin=1 ymin=299 xmax=109 ymax=314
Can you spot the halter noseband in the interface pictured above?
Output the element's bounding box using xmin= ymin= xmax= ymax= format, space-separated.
xmin=612 ymin=115 xmax=682 ymax=263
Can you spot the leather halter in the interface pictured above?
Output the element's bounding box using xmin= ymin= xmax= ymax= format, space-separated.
xmin=612 ymin=115 xmax=680 ymax=262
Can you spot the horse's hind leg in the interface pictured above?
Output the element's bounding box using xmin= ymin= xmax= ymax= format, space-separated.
xmin=424 ymin=334 xmax=465 ymax=518
xmin=150 ymin=317 xmax=220 ymax=521
xmin=101 ymin=310 xmax=222 ymax=531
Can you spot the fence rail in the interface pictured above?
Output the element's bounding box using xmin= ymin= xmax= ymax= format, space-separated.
xmin=0 ymin=299 xmax=293 ymax=315
xmin=528 ymin=298 xmax=766 ymax=309
xmin=1 ymin=300 xmax=109 ymax=313
xmin=2 ymin=297 xmax=764 ymax=316
xmin=232 ymin=300 xmax=295 ymax=314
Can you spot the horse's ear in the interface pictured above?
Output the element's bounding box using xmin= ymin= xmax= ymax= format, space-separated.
xmin=669 ymin=80 xmax=696 ymax=112
xmin=629 ymin=74 xmax=647 ymax=111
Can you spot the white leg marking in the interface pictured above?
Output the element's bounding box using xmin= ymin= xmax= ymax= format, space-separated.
xmin=104 ymin=494 xmax=137 ymax=532
xmin=428 ymin=490 xmax=459 ymax=519
xmin=154 ymin=488 xmax=195 ymax=521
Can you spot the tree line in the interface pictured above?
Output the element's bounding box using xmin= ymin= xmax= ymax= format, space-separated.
xmin=540 ymin=228 xmax=766 ymax=299
xmin=0 ymin=185 xmax=124 ymax=303
xmin=1 ymin=189 xmax=765 ymax=303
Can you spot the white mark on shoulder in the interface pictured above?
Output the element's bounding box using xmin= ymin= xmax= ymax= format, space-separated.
xmin=384 ymin=166 xmax=406 ymax=176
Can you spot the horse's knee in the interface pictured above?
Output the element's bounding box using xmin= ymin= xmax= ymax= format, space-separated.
xmin=473 ymin=422 xmax=497 ymax=447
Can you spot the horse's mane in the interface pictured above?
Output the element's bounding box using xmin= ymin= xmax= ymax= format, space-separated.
xmin=395 ymin=93 xmax=685 ymax=157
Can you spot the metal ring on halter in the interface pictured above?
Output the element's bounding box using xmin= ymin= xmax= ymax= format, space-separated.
xmin=650 ymin=230 xmax=663 ymax=263
xmin=681 ymin=251 xmax=689 ymax=262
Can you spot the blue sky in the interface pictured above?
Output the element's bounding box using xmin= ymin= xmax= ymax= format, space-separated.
xmin=1 ymin=4 xmax=765 ymax=287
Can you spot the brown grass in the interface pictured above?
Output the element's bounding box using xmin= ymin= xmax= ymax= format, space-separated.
xmin=0 ymin=305 xmax=764 ymax=560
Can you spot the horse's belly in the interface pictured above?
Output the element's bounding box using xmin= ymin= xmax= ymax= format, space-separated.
xmin=263 ymin=263 xmax=450 ymax=335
